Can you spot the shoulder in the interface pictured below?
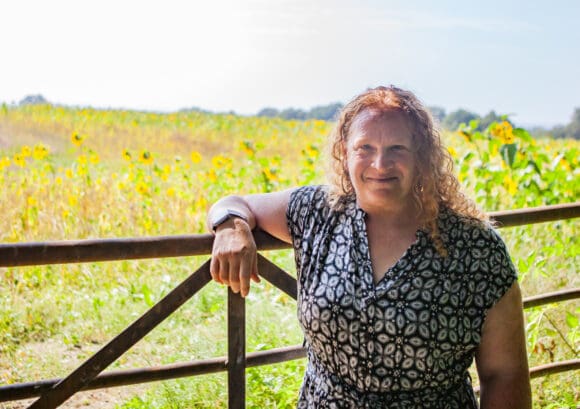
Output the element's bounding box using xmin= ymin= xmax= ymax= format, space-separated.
xmin=437 ymin=207 xmax=515 ymax=265
xmin=439 ymin=206 xmax=517 ymax=274
xmin=437 ymin=206 xmax=495 ymax=244
xmin=287 ymin=185 xmax=332 ymax=235
xmin=438 ymin=208 xmax=518 ymax=311
xmin=288 ymin=185 xmax=330 ymax=214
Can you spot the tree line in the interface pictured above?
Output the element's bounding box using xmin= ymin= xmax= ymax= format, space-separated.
xmin=256 ymin=103 xmax=343 ymax=121
xmin=14 ymin=94 xmax=580 ymax=139
xmin=256 ymin=102 xmax=580 ymax=140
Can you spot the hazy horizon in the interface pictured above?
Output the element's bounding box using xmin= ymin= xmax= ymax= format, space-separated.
xmin=3 ymin=93 xmax=569 ymax=130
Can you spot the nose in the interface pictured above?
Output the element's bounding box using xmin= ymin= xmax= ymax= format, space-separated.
xmin=373 ymin=150 xmax=393 ymax=170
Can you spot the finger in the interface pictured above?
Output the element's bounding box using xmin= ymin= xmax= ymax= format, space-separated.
xmin=250 ymin=253 xmax=260 ymax=283
xmin=239 ymin=254 xmax=254 ymax=297
xmin=228 ymin=258 xmax=241 ymax=294
xmin=219 ymin=259 xmax=230 ymax=286
xmin=210 ymin=257 xmax=222 ymax=284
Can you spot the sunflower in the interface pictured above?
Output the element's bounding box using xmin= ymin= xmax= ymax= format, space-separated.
xmin=21 ymin=145 xmax=32 ymax=157
xmin=13 ymin=154 xmax=26 ymax=167
xmin=71 ymin=132 xmax=84 ymax=146
xmin=240 ymin=141 xmax=255 ymax=157
xmin=139 ymin=150 xmax=154 ymax=165
xmin=33 ymin=144 xmax=49 ymax=160
xmin=190 ymin=151 xmax=202 ymax=164
xmin=136 ymin=181 xmax=150 ymax=195
xmin=0 ymin=156 xmax=10 ymax=170
xmin=491 ymin=121 xmax=515 ymax=144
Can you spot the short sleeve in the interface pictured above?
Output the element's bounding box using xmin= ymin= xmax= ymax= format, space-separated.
xmin=286 ymin=185 xmax=328 ymax=241
xmin=286 ymin=185 xmax=330 ymax=276
xmin=476 ymin=227 xmax=518 ymax=312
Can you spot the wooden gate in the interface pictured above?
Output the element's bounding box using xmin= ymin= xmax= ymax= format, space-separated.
xmin=0 ymin=202 xmax=579 ymax=408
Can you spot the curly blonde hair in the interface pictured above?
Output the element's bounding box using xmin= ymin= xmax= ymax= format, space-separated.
xmin=327 ymin=85 xmax=486 ymax=256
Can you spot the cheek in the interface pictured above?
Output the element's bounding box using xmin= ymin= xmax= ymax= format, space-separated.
xmin=344 ymin=148 xmax=356 ymax=168
xmin=401 ymin=153 xmax=417 ymax=170
xmin=345 ymin=158 xmax=355 ymax=177
xmin=344 ymin=157 xmax=361 ymax=181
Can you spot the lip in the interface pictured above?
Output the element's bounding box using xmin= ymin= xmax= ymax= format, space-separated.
xmin=365 ymin=175 xmax=398 ymax=183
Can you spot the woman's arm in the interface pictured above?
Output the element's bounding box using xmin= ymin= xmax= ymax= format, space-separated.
xmin=475 ymin=282 xmax=532 ymax=409
xmin=207 ymin=189 xmax=294 ymax=297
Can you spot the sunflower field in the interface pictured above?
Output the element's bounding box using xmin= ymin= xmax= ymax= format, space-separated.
xmin=0 ymin=104 xmax=578 ymax=408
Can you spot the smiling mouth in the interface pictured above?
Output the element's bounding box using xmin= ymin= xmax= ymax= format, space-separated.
xmin=366 ymin=176 xmax=398 ymax=183
xmin=367 ymin=176 xmax=399 ymax=182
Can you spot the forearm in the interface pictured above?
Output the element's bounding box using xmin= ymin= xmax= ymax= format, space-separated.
xmin=479 ymin=373 xmax=531 ymax=409
xmin=476 ymin=283 xmax=531 ymax=409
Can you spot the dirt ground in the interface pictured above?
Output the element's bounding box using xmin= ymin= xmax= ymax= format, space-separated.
xmin=0 ymin=385 xmax=145 ymax=409
xmin=1 ymin=339 xmax=151 ymax=409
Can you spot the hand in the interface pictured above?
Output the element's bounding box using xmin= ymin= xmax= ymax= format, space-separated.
xmin=210 ymin=217 xmax=260 ymax=297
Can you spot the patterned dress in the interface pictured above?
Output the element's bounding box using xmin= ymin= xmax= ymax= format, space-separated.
xmin=286 ymin=185 xmax=517 ymax=409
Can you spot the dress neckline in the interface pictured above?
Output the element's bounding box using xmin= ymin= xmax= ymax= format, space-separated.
xmin=352 ymin=205 xmax=425 ymax=288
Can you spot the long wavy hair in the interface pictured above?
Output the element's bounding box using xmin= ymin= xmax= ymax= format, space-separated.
xmin=327 ymin=85 xmax=486 ymax=256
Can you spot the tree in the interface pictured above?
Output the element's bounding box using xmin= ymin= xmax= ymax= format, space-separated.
xmin=279 ymin=108 xmax=308 ymax=120
xmin=550 ymin=125 xmax=567 ymax=139
xmin=428 ymin=106 xmax=446 ymax=124
xmin=19 ymin=94 xmax=48 ymax=105
xmin=256 ymin=107 xmax=279 ymax=117
xmin=442 ymin=109 xmax=479 ymax=130
xmin=179 ymin=106 xmax=211 ymax=114
xmin=308 ymin=103 xmax=343 ymax=121
xmin=479 ymin=110 xmax=504 ymax=131
xmin=565 ymin=107 xmax=580 ymax=139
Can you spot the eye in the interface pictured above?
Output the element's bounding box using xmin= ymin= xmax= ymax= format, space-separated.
xmin=361 ymin=144 xmax=374 ymax=151
xmin=353 ymin=143 xmax=374 ymax=153
xmin=389 ymin=145 xmax=409 ymax=154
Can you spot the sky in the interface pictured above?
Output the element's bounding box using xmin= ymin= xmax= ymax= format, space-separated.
xmin=1 ymin=0 xmax=579 ymax=127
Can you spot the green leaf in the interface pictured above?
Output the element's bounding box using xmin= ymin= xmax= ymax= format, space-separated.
xmin=544 ymin=328 xmax=557 ymax=337
xmin=526 ymin=160 xmax=542 ymax=176
xmin=517 ymin=258 xmax=529 ymax=273
xmin=565 ymin=311 xmax=578 ymax=329
xmin=482 ymin=151 xmax=490 ymax=163
xmin=513 ymin=127 xmax=532 ymax=143
xmin=462 ymin=151 xmax=474 ymax=162
xmin=489 ymin=137 xmax=501 ymax=155
xmin=468 ymin=119 xmax=480 ymax=130
xmin=500 ymin=143 xmax=517 ymax=168
xmin=550 ymin=153 xmax=565 ymax=171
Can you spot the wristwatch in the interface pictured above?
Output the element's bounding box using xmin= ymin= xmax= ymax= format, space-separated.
xmin=211 ymin=208 xmax=249 ymax=232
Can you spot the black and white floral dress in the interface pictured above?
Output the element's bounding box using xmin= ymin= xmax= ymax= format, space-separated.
xmin=286 ymin=185 xmax=517 ymax=409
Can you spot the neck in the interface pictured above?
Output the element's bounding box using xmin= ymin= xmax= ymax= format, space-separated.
xmin=362 ymin=200 xmax=420 ymax=230
xmin=367 ymin=208 xmax=419 ymax=230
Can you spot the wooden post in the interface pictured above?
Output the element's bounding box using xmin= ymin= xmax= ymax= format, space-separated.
xmin=26 ymin=262 xmax=212 ymax=408
xmin=228 ymin=289 xmax=246 ymax=408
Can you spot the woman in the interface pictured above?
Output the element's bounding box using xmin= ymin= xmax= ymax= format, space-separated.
xmin=207 ymin=86 xmax=531 ymax=408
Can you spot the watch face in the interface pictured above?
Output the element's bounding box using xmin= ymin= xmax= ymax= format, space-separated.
xmin=211 ymin=209 xmax=247 ymax=231
xmin=212 ymin=208 xmax=230 ymax=224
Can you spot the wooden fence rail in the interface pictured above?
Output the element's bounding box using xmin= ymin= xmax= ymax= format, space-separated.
xmin=0 ymin=202 xmax=579 ymax=408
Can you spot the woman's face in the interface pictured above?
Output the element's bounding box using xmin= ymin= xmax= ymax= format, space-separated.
xmin=345 ymin=109 xmax=417 ymax=215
